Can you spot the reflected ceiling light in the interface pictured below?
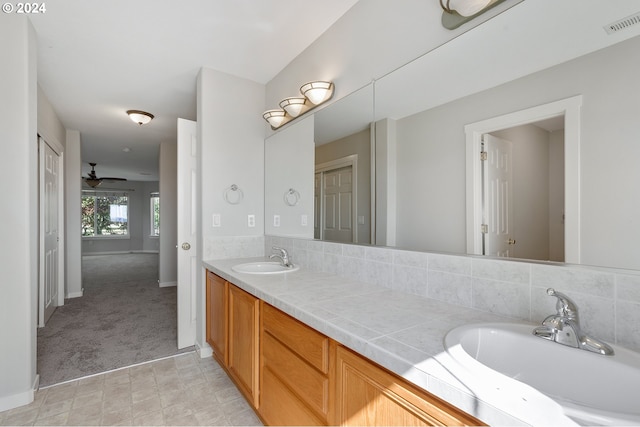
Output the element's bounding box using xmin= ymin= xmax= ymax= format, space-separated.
xmin=126 ymin=110 xmax=154 ymax=125
xmin=85 ymin=178 xmax=102 ymax=188
xmin=263 ymin=81 xmax=335 ymax=130
xmin=300 ymin=81 xmax=334 ymax=105
xmin=263 ymin=109 xmax=287 ymax=128
xmin=279 ymin=97 xmax=307 ymax=117
xmin=440 ymin=0 xmax=506 ymax=30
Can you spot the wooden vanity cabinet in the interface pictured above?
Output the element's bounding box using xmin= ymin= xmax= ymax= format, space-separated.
xmin=205 ymin=269 xmax=484 ymax=426
xmin=335 ymin=345 xmax=485 ymax=426
xmin=259 ymin=302 xmax=334 ymax=425
xmin=205 ymin=272 xmax=259 ymax=408
xmin=206 ymin=271 xmax=228 ymax=365
xmin=227 ymin=284 xmax=260 ymax=408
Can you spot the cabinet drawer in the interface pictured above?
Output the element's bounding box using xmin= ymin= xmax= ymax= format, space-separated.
xmin=262 ymin=332 xmax=330 ymax=419
xmin=262 ymin=303 xmax=329 ymax=373
xmin=260 ymin=364 xmax=325 ymax=426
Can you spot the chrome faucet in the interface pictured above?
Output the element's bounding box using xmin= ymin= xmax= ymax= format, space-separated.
xmin=269 ymin=246 xmax=292 ymax=268
xmin=533 ymin=288 xmax=614 ymax=355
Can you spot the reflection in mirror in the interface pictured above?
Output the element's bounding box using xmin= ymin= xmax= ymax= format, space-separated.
xmin=264 ymin=115 xmax=315 ymax=238
xmin=314 ymin=84 xmax=374 ymax=244
xmin=374 ymin=34 xmax=640 ymax=270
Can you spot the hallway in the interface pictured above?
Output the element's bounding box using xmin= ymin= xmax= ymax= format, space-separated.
xmin=37 ymin=253 xmax=192 ymax=386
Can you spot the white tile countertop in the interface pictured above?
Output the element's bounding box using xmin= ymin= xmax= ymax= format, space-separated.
xmin=204 ymin=257 xmax=579 ymax=426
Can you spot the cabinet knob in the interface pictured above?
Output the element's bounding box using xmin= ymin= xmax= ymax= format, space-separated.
xmin=181 ymin=242 xmax=191 ymax=250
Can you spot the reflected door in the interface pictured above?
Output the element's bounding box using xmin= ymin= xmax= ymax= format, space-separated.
xmin=483 ymin=134 xmax=514 ymax=257
xmin=317 ymin=166 xmax=354 ymax=243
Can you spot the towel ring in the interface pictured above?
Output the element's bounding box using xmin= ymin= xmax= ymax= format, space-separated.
xmin=224 ymin=184 xmax=244 ymax=205
xmin=284 ymin=188 xmax=300 ymax=206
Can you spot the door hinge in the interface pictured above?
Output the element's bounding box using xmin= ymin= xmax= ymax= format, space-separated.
xmin=481 ymin=224 xmax=488 ymax=234
xmin=480 ymin=151 xmax=487 ymax=161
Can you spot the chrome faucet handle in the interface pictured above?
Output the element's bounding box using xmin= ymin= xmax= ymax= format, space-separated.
xmin=546 ymin=288 xmax=579 ymax=321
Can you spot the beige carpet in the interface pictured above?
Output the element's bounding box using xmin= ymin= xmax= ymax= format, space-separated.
xmin=37 ymin=253 xmax=194 ymax=387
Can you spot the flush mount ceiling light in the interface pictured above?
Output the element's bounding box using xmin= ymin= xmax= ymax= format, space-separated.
xmin=440 ymin=0 xmax=506 ymax=30
xmin=126 ymin=110 xmax=154 ymax=125
xmin=263 ymin=80 xmax=335 ymax=130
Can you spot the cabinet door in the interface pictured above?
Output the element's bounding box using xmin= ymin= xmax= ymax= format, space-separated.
xmin=335 ymin=346 xmax=484 ymax=426
xmin=206 ymin=271 xmax=228 ymax=365
xmin=228 ymin=284 xmax=260 ymax=408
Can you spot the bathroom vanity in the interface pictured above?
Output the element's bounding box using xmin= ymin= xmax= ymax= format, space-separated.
xmin=203 ymin=257 xmax=585 ymax=426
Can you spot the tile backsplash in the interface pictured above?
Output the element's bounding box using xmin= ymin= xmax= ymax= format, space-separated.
xmin=264 ymin=235 xmax=640 ymax=352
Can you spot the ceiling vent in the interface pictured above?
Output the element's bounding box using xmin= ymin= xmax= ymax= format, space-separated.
xmin=604 ymin=12 xmax=640 ymax=34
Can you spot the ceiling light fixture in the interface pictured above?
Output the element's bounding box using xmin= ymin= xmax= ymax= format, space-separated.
xmin=263 ymin=80 xmax=334 ymax=130
xmin=440 ymin=0 xmax=506 ymax=30
xmin=126 ymin=110 xmax=154 ymax=125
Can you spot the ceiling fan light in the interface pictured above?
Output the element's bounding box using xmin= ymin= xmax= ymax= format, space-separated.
xmin=300 ymin=81 xmax=334 ymax=105
xmin=279 ymin=97 xmax=307 ymax=117
xmin=263 ymin=109 xmax=287 ymax=128
xmin=126 ymin=110 xmax=154 ymax=125
xmin=85 ymin=178 xmax=102 ymax=188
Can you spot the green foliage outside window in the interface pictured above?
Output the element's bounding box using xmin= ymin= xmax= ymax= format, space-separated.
xmin=82 ymin=194 xmax=128 ymax=237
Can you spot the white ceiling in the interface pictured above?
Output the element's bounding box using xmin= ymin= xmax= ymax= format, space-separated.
xmin=29 ymin=0 xmax=359 ymax=181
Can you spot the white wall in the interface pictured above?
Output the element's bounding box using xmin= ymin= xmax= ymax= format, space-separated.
xmin=65 ymin=131 xmax=83 ymax=298
xmin=197 ymin=67 xmax=265 ymax=350
xmin=0 ymin=15 xmax=38 ymax=411
xmin=159 ymin=142 xmax=177 ymax=286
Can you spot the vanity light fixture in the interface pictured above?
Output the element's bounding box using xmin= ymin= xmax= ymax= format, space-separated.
xmin=279 ymin=97 xmax=307 ymax=117
xmin=440 ymin=0 xmax=506 ymax=30
xmin=262 ymin=80 xmax=335 ymax=130
xmin=300 ymin=81 xmax=334 ymax=105
xmin=263 ymin=109 xmax=287 ymax=128
xmin=126 ymin=110 xmax=154 ymax=125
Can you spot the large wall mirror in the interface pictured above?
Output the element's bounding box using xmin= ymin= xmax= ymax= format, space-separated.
xmin=265 ymin=4 xmax=640 ymax=272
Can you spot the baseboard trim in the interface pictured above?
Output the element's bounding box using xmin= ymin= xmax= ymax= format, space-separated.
xmin=66 ymin=291 xmax=83 ymax=299
xmin=0 ymin=386 xmax=35 ymax=413
xmin=159 ymin=281 xmax=177 ymax=288
xmin=197 ymin=343 xmax=213 ymax=359
xmin=82 ymin=250 xmax=159 ymax=256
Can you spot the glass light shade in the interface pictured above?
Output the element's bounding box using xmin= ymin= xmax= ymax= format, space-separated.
xmin=300 ymin=81 xmax=334 ymax=105
xmin=85 ymin=178 xmax=102 ymax=188
xmin=126 ymin=110 xmax=154 ymax=125
xmin=447 ymin=0 xmax=492 ymax=16
xmin=263 ymin=109 xmax=286 ymax=128
xmin=279 ymin=97 xmax=307 ymax=117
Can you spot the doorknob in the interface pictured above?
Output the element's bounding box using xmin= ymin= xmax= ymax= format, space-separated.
xmin=508 ymin=239 xmax=516 ymax=245
xmin=181 ymin=242 xmax=191 ymax=250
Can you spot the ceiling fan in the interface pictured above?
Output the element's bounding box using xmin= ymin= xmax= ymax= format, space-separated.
xmin=83 ymin=162 xmax=127 ymax=188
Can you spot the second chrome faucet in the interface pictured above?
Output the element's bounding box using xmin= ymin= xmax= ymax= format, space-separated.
xmin=533 ymin=288 xmax=614 ymax=356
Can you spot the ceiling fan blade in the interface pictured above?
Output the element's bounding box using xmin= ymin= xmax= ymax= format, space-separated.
xmin=101 ymin=177 xmax=127 ymax=181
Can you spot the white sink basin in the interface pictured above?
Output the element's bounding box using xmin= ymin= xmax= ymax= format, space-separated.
xmin=444 ymin=323 xmax=640 ymax=425
xmin=231 ymin=261 xmax=299 ymax=274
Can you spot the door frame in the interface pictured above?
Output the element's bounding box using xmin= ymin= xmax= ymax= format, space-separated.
xmin=465 ymin=95 xmax=582 ymax=264
xmin=315 ymin=154 xmax=358 ymax=243
xmin=38 ymin=136 xmax=65 ymax=327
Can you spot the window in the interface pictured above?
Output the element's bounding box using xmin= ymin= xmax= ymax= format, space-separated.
xmin=150 ymin=192 xmax=160 ymax=236
xmin=82 ymin=192 xmax=129 ymax=237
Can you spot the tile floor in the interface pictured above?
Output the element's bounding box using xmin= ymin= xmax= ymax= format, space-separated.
xmin=0 ymin=352 xmax=263 ymax=426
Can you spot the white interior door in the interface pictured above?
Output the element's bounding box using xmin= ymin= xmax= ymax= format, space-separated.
xmin=314 ymin=172 xmax=321 ymax=239
xmin=39 ymin=138 xmax=62 ymax=327
xmin=483 ymin=134 xmax=514 ymax=257
xmin=322 ymin=166 xmax=354 ymax=243
xmin=177 ymin=119 xmax=197 ymax=349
